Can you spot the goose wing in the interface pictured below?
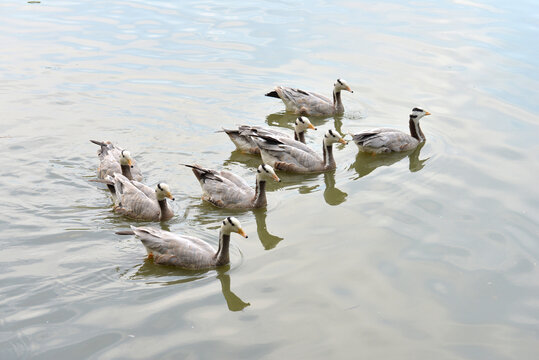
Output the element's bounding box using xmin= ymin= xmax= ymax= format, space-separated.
xmin=253 ymin=136 xmax=323 ymax=172
xmin=131 ymin=226 xmax=216 ymax=269
xmin=113 ymin=174 xmax=160 ymax=220
xmin=90 ymin=140 xmax=143 ymax=181
xmin=274 ymin=86 xmax=334 ymax=115
xmin=353 ymin=128 xmax=416 ymax=152
xmin=222 ymin=125 xmax=290 ymax=154
xmin=185 ymin=165 xmax=254 ymax=208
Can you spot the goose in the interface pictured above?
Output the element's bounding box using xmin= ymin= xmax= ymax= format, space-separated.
xmin=252 ymin=129 xmax=347 ymax=173
xmin=116 ymin=217 xmax=247 ymax=270
xmin=222 ymin=116 xmax=317 ymax=154
xmin=184 ymin=164 xmax=280 ymax=209
xmin=108 ymin=173 xmax=174 ymax=221
xmin=265 ymin=79 xmax=353 ymax=117
xmin=90 ymin=140 xmax=143 ymax=181
xmin=352 ymin=108 xmax=431 ymax=154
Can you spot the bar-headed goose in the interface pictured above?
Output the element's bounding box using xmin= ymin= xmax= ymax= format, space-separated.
xmin=184 ymin=164 xmax=280 ymax=209
xmin=265 ymin=79 xmax=353 ymax=117
xmin=109 ymin=173 xmax=174 ymax=221
xmin=90 ymin=140 xmax=143 ymax=181
xmin=116 ymin=217 xmax=247 ymax=270
xmin=352 ymin=108 xmax=432 ymax=153
xmin=222 ymin=116 xmax=316 ymax=154
xmin=252 ymin=129 xmax=347 ymax=173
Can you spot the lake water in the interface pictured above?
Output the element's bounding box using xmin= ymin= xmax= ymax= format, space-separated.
xmin=1 ymin=0 xmax=538 ymax=359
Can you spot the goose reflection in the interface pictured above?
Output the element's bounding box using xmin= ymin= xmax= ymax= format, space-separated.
xmin=131 ymin=261 xmax=250 ymax=311
xmin=350 ymin=142 xmax=429 ymax=179
xmin=323 ymin=170 xmax=348 ymax=206
xmin=253 ymin=208 xmax=283 ymax=250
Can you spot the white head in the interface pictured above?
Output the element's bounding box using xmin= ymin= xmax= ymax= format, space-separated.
xmin=221 ymin=216 xmax=248 ymax=238
xmin=256 ymin=164 xmax=280 ymax=182
xmin=155 ymin=182 xmax=175 ymax=201
xmin=294 ymin=116 xmax=317 ymax=133
xmin=120 ymin=150 xmax=134 ymax=167
xmin=409 ymin=107 xmax=431 ymax=123
xmin=334 ymin=78 xmax=353 ymax=93
xmin=323 ymin=129 xmax=347 ymax=146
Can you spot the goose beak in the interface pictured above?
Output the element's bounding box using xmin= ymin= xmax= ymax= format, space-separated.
xmin=238 ymin=228 xmax=248 ymax=238
xmin=127 ymin=159 xmax=133 ymax=167
xmin=346 ymin=86 xmax=353 ymax=93
xmin=425 ymin=111 xmax=431 ymax=116
xmin=166 ymin=192 xmax=175 ymax=201
xmin=308 ymin=123 xmax=317 ymax=130
xmin=338 ymin=138 xmax=348 ymax=145
xmin=272 ymin=174 xmax=281 ymax=182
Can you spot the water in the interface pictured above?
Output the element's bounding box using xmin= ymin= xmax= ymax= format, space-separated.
xmin=1 ymin=0 xmax=538 ymax=358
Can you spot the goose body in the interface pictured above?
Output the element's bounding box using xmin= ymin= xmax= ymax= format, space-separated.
xmin=252 ymin=129 xmax=346 ymax=173
xmin=353 ymin=108 xmax=431 ymax=154
xmin=265 ymin=79 xmax=353 ymax=117
xmin=184 ymin=164 xmax=280 ymax=209
xmin=116 ymin=217 xmax=247 ymax=270
xmin=223 ymin=116 xmax=316 ymax=154
xmin=90 ymin=140 xmax=143 ymax=181
xmin=111 ymin=174 xmax=174 ymax=221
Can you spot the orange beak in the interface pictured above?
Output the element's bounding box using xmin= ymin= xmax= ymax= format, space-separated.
xmin=338 ymin=138 xmax=347 ymax=145
xmin=238 ymin=228 xmax=248 ymax=238
xmin=346 ymin=86 xmax=353 ymax=93
xmin=166 ymin=192 xmax=175 ymax=201
xmin=425 ymin=111 xmax=431 ymax=116
xmin=127 ymin=159 xmax=133 ymax=167
xmin=272 ymin=174 xmax=281 ymax=182
xmin=308 ymin=123 xmax=317 ymax=130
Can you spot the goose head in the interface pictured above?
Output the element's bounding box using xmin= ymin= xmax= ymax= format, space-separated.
xmin=155 ymin=183 xmax=175 ymax=201
xmin=120 ymin=150 xmax=134 ymax=168
xmin=323 ymin=129 xmax=347 ymax=146
xmin=256 ymin=164 xmax=280 ymax=182
xmin=221 ymin=216 xmax=248 ymax=238
xmin=409 ymin=107 xmax=431 ymax=123
xmin=295 ymin=116 xmax=317 ymax=133
xmin=334 ymin=78 xmax=353 ymax=93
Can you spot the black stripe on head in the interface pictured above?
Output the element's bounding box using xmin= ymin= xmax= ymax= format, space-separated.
xmin=227 ymin=216 xmax=232 ymax=225
xmin=121 ymin=150 xmax=125 ymax=157
xmin=223 ymin=220 xmax=226 ymax=225
xmin=298 ymin=117 xmax=305 ymax=123
xmin=257 ymin=167 xmax=261 ymax=173
xmin=262 ymin=165 xmax=269 ymax=172
xmin=410 ymin=114 xmax=418 ymax=119
xmin=329 ymin=129 xmax=335 ymax=137
xmin=412 ymin=107 xmax=423 ymax=112
xmin=337 ymin=79 xmax=343 ymax=85
xmin=157 ymin=183 xmax=163 ymax=191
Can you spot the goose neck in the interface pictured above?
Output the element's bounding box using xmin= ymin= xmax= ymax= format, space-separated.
xmin=333 ymin=89 xmax=344 ymax=113
xmin=253 ymin=180 xmax=267 ymax=208
xmin=158 ymin=199 xmax=173 ymax=221
xmin=121 ymin=164 xmax=133 ymax=180
xmin=409 ymin=118 xmax=425 ymax=142
xmin=215 ymin=231 xmax=231 ymax=266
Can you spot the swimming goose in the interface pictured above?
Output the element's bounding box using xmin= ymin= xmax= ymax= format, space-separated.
xmin=110 ymin=173 xmax=174 ymax=221
xmin=352 ymin=108 xmax=431 ymax=154
xmin=252 ymin=129 xmax=347 ymax=173
xmin=116 ymin=217 xmax=247 ymax=270
xmin=222 ymin=116 xmax=317 ymax=154
xmin=90 ymin=140 xmax=143 ymax=181
xmin=184 ymin=164 xmax=280 ymax=209
xmin=265 ymin=79 xmax=353 ymax=117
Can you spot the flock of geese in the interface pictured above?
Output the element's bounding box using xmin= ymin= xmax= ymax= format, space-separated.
xmin=91 ymin=79 xmax=431 ymax=271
